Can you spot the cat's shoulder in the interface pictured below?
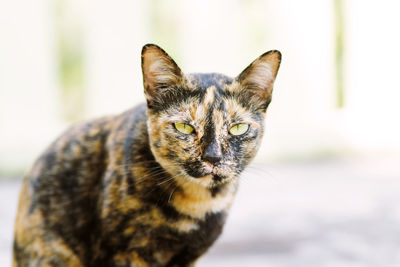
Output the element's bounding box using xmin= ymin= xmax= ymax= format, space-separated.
xmin=33 ymin=103 xmax=147 ymax=168
xmin=55 ymin=103 xmax=147 ymax=145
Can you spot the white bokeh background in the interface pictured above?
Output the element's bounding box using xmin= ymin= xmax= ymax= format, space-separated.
xmin=1 ymin=0 xmax=399 ymax=266
xmin=1 ymin=0 xmax=400 ymax=171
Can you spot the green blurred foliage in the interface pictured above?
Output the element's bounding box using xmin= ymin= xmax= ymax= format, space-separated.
xmin=55 ymin=0 xmax=85 ymax=122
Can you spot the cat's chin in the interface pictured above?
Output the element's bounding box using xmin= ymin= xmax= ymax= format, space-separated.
xmin=186 ymin=171 xmax=234 ymax=189
xmin=183 ymin=172 xmax=233 ymax=188
xmin=193 ymin=174 xmax=214 ymax=187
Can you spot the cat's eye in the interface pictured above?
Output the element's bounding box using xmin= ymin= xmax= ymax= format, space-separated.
xmin=174 ymin=123 xmax=194 ymax=134
xmin=229 ymin=123 xmax=249 ymax=136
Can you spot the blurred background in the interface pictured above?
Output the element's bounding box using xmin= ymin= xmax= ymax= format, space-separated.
xmin=1 ymin=0 xmax=400 ymax=266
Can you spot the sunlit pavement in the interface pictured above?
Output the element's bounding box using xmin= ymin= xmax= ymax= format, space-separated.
xmin=0 ymin=179 xmax=20 ymax=267
xmin=2 ymin=156 xmax=400 ymax=267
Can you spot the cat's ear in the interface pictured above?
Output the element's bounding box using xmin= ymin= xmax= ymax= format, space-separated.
xmin=236 ymin=50 xmax=281 ymax=110
xmin=141 ymin=44 xmax=184 ymax=104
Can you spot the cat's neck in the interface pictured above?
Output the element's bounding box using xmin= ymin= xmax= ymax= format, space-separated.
xmin=170 ymin=175 xmax=238 ymax=219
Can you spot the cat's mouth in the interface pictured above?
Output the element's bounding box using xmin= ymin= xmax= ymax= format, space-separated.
xmin=183 ymin=161 xmax=227 ymax=181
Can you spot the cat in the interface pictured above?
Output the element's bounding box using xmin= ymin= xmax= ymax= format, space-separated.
xmin=13 ymin=44 xmax=281 ymax=267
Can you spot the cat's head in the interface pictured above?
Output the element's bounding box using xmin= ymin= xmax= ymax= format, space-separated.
xmin=141 ymin=44 xmax=281 ymax=187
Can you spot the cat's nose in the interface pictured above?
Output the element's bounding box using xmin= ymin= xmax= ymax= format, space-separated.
xmin=202 ymin=141 xmax=223 ymax=165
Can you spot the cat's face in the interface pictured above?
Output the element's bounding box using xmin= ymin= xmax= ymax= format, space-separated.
xmin=142 ymin=44 xmax=281 ymax=187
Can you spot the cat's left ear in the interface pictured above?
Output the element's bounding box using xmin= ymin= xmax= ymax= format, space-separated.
xmin=237 ymin=50 xmax=281 ymax=110
xmin=141 ymin=44 xmax=184 ymax=105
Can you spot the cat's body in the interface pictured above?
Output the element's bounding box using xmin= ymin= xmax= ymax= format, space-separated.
xmin=13 ymin=44 xmax=281 ymax=267
xmin=14 ymin=104 xmax=231 ymax=267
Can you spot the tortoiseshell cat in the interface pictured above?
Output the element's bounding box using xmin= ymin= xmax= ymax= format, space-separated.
xmin=13 ymin=44 xmax=281 ymax=267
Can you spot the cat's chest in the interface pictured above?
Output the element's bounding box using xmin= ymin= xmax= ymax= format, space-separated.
xmin=118 ymin=211 xmax=226 ymax=266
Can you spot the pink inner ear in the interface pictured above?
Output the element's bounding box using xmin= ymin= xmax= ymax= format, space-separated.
xmin=243 ymin=61 xmax=275 ymax=93
xmin=238 ymin=51 xmax=281 ymax=99
xmin=148 ymin=57 xmax=180 ymax=85
xmin=142 ymin=47 xmax=183 ymax=96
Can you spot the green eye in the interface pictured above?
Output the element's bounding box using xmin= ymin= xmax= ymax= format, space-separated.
xmin=174 ymin=123 xmax=194 ymax=134
xmin=229 ymin=123 xmax=249 ymax=136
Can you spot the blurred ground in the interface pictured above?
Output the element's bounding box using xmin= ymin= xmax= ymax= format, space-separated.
xmin=1 ymin=155 xmax=399 ymax=267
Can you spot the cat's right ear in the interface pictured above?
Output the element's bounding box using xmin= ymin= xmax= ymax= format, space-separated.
xmin=236 ymin=50 xmax=281 ymax=111
xmin=141 ymin=44 xmax=184 ymax=106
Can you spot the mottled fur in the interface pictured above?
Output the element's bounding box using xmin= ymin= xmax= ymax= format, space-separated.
xmin=13 ymin=44 xmax=281 ymax=267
